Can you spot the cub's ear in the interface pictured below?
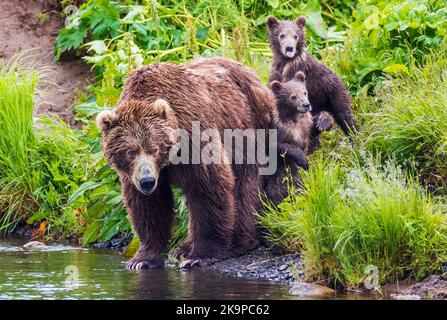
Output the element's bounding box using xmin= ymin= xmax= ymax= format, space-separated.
xmin=296 ymin=16 xmax=306 ymax=28
xmin=269 ymin=80 xmax=282 ymax=93
xmin=266 ymin=16 xmax=279 ymax=30
xmin=96 ymin=110 xmax=118 ymax=131
xmin=152 ymin=98 xmax=172 ymax=119
xmin=295 ymin=71 xmax=306 ymax=82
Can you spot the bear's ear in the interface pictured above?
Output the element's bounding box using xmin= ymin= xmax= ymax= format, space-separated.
xmin=269 ymin=80 xmax=282 ymax=93
xmin=295 ymin=71 xmax=306 ymax=82
xmin=96 ymin=110 xmax=118 ymax=131
xmin=266 ymin=16 xmax=279 ymax=30
xmin=296 ymin=16 xmax=306 ymax=28
xmin=152 ymin=98 xmax=172 ymax=119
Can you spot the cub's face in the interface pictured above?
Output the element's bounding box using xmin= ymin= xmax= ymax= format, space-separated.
xmin=270 ymin=72 xmax=311 ymax=113
xmin=266 ymin=16 xmax=306 ymax=59
xmin=96 ymin=99 xmax=176 ymax=195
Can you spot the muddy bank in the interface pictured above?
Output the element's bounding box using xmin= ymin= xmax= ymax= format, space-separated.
xmin=0 ymin=0 xmax=91 ymax=122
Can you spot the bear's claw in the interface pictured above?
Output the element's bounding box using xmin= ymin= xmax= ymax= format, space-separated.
xmin=179 ymin=257 xmax=219 ymax=269
xmin=126 ymin=258 xmax=161 ymax=270
xmin=172 ymin=244 xmax=191 ymax=259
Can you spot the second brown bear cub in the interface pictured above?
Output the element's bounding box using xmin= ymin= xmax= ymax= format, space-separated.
xmin=264 ymin=71 xmax=313 ymax=206
xmin=267 ymin=15 xmax=358 ymax=151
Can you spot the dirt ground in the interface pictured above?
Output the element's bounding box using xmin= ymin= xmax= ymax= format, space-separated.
xmin=0 ymin=0 xmax=91 ymax=122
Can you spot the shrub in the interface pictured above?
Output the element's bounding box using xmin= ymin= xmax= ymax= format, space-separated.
xmin=323 ymin=0 xmax=447 ymax=93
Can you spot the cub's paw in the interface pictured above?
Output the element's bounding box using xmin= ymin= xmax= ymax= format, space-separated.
xmin=126 ymin=257 xmax=162 ymax=270
xmin=179 ymin=257 xmax=220 ymax=269
xmin=315 ymin=112 xmax=334 ymax=132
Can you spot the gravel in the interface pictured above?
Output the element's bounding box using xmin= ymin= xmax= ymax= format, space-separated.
xmin=207 ymin=246 xmax=304 ymax=284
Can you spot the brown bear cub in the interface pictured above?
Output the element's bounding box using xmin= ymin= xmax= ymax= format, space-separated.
xmin=267 ymin=15 xmax=358 ymax=151
xmin=264 ymin=71 xmax=313 ymax=206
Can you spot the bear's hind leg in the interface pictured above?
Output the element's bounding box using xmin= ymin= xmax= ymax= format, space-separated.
xmin=231 ymin=164 xmax=260 ymax=256
xmin=180 ymin=163 xmax=237 ymax=268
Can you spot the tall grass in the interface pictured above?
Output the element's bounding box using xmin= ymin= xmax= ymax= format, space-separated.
xmin=0 ymin=56 xmax=93 ymax=236
xmin=366 ymin=52 xmax=447 ymax=189
xmin=259 ymin=156 xmax=447 ymax=289
xmin=0 ymin=56 xmax=40 ymax=232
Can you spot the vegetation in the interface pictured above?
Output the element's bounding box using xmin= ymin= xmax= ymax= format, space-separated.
xmin=260 ymin=155 xmax=447 ymax=289
xmin=0 ymin=0 xmax=446 ymax=290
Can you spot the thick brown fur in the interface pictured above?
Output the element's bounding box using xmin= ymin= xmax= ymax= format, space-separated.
xmin=97 ymin=57 xmax=278 ymax=269
xmin=264 ymin=72 xmax=313 ymax=206
xmin=267 ymin=15 xmax=358 ymax=151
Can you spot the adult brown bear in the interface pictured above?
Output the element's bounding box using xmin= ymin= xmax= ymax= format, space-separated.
xmin=96 ymin=57 xmax=278 ymax=269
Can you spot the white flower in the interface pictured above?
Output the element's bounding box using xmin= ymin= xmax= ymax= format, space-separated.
xmin=116 ymin=63 xmax=128 ymax=75
xmin=117 ymin=49 xmax=127 ymax=60
xmin=133 ymin=54 xmax=144 ymax=66
xmin=131 ymin=45 xmax=140 ymax=54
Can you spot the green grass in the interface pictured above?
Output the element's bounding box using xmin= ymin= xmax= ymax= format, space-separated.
xmin=0 ymin=55 xmax=41 ymax=232
xmin=259 ymin=156 xmax=447 ymax=289
xmin=0 ymin=55 xmax=93 ymax=237
xmin=365 ymin=52 xmax=447 ymax=190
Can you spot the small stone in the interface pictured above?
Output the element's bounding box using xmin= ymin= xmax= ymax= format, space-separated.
xmin=23 ymin=241 xmax=47 ymax=250
xmin=278 ymin=264 xmax=288 ymax=271
xmin=289 ymin=282 xmax=336 ymax=297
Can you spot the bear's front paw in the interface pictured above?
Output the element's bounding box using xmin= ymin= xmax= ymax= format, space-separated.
xmin=315 ymin=112 xmax=334 ymax=132
xmin=179 ymin=257 xmax=220 ymax=269
xmin=126 ymin=257 xmax=163 ymax=270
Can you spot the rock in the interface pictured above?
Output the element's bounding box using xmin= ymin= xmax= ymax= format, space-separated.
xmin=400 ymin=273 xmax=447 ymax=299
xmin=391 ymin=294 xmax=421 ymax=300
xmin=23 ymin=241 xmax=47 ymax=250
xmin=278 ymin=264 xmax=288 ymax=271
xmin=289 ymin=282 xmax=336 ymax=297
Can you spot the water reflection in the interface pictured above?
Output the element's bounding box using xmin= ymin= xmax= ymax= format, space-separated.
xmin=0 ymin=239 xmax=295 ymax=300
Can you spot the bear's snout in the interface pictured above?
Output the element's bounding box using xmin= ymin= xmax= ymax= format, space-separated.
xmin=303 ymin=102 xmax=312 ymax=112
xmin=139 ymin=176 xmax=156 ymax=194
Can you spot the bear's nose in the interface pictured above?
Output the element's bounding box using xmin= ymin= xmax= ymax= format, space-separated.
xmin=285 ymin=46 xmax=294 ymax=52
xmin=303 ymin=102 xmax=312 ymax=111
xmin=140 ymin=176 xmax=156 ymax=193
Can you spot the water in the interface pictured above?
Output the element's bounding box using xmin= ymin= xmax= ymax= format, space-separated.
xmin=0 ymin=239 xmax=303 ymax=300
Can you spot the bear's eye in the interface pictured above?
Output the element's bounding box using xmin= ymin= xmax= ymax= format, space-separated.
xmin=279 ymin=33 xmax=285 ymax=39
xmin=290 ymin=95 xmax=297 ymax=101
xmin=294 ymin=34 xmax=298 ymax=40
xmin=304 ymin=91 xmax=307 ymax=96
xmin=127 ymin=149 xmax=137 ymax=159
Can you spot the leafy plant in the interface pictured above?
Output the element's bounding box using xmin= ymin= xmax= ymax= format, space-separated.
xmin=323 ymin=0 xmax=447 ymax=93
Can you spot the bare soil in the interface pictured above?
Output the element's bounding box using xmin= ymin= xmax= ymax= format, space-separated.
xmin=0 ymin=0 xmax=91 ymax=122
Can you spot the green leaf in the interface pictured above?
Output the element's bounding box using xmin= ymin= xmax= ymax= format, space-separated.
xmin=86 ymin=40 xmax=108 ymax=54
xmin=383 ymin=64 xmax=409 ymax=74
xmin=54 ymin=27 xmax=88 ymax=59
xmin=75 ymin=102 xmax=103 ymax=117
xmin=123 ymin=236 xmax=140 ymax=258
xmin=82 ymin=220 xmax=102 ymax=246
xmin=68 ymin=181 xmax=102 ymax=204
xmin=195 ymin=27 xmax=209 ymax=41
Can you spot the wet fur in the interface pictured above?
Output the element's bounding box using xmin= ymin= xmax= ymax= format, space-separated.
xmin=99 ymin=57 xmax=278 ymax=268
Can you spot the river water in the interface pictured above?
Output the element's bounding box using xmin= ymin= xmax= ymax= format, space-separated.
xmin=0 ymin=239 xmax=308 ymax=300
